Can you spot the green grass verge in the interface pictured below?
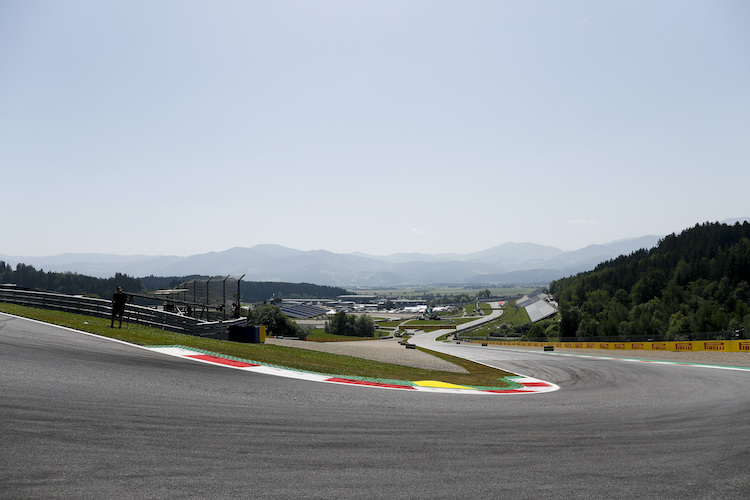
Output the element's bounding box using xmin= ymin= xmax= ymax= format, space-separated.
xmin=453 ymin=317 xmax=481 ymax=324
xmin=460 ymin=302 xmax=535 ymax=339
xmin=500 ymin=302 xmax=531 ymax=326
xmin=404 ymin=319 xmax=450 ymax=326
xmin=461 ymin=302 xmax=494 ymax=316
xmin=0 ymin=303 xmax=515 ymax=388
xmin=378 ymin=320 xmax=404 ymax=327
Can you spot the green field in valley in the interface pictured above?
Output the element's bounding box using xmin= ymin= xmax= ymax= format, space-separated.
xmin=354 ymin=285 xmax=536 ymax=298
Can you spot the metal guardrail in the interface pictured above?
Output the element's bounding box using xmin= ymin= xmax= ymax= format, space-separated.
xmin=0 ymin=286 xmax=245 ymax=336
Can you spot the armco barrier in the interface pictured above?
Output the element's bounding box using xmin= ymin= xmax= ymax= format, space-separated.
xmin=0 ymin=286 xmax=245 ymax=336
xmin=467 ymin=339 xmax=750 ymax=353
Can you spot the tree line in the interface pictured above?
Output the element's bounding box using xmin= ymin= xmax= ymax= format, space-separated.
xmin=139 ymin=276 xmax=347 ymax=303
xmin=549 ymin=222 xmax=750 ymax=340
xmin=1 ymin=263 xmax=348 ymax=304
xmin=0 ymin=262 xmax=143 ymax=299
xmin=324 ymin=310 xmax=375 ymax=337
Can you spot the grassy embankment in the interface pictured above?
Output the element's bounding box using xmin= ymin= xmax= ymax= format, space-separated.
xmin=461 ymin=302 xmax=495 ymax=316
xmin=460 ymin=301 xmax=532 ymax=339
xmin=0 ymin=303 xmax=516 ymax=387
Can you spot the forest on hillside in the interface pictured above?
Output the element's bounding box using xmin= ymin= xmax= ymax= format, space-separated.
xmin=549 ymin=222 xmax=750 ymax=340
xmin=0 ymin=263 xmax=348 ymax=304
xmin=139 ymin=276 xmax=347 ymax=303
xmin=237 ymin=281 xmax=347 ymax=303
xmin=0 ymin=262 xmax=144 ymax=299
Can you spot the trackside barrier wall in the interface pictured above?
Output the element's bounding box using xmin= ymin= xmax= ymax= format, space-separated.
xmin=0 ymin=287 xmax=245 ymax=336
xmin=227 ymin=324 xmax=266 ymax=343
xmin=466 ymin=339 xmax=750 ymax=353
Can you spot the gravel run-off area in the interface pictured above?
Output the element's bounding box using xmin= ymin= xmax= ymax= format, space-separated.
xmin=265 ymin=337 xmax=469 ymax=373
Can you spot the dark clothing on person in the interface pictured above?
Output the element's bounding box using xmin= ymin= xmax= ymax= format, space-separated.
xmin=112 ymin=291 xmax=127 ymax=313
xmin=111 ymin=289 xmax=128 ymax=327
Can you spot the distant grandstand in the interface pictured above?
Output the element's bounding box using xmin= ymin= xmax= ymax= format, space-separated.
xmin=517 ymin=292 xmax=558 ymax=322
xmin=274 ymin=299 xmax=329 ymax=319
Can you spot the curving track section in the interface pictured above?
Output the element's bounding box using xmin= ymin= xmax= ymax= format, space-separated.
xmin=2 ymin=313 xmax=750 ymax=499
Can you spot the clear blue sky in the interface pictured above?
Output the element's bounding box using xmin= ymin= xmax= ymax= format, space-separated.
xmin=2 ymin=1 xmax=749 ymax=257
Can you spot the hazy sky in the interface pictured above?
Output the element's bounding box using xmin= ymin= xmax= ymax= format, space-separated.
xmin=2 ymin=1 xmax=749 ymax=257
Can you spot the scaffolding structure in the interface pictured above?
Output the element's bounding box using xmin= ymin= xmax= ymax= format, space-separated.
xmin=169 ymin=275 xmax=244 ymax=321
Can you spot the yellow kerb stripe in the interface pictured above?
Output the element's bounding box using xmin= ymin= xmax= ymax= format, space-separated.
xmin=413 ymin=380 xmax=474 ymax=389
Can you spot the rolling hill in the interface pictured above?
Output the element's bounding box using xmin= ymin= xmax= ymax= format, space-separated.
xmin=1 ymin=237 xmax=663 ymax=286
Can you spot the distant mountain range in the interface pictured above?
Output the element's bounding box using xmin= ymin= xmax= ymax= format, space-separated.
xmin=1 ymin=236 xmax=663 ymax=286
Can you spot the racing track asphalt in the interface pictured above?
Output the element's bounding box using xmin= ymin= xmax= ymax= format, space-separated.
xmin=2 ymin=313 xmax=750 ymax=499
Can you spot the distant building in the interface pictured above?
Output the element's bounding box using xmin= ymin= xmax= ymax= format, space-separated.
xmin=338 ymin=294 xmax=377 ymax=304
xmin=273 ymin=298 xmax=329 ymax=319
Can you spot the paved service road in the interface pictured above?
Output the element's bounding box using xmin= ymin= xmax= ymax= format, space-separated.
xmin=3 ymin=313 xmax=750 ymax=499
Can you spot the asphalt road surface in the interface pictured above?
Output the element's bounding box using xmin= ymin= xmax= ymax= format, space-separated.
xmin=3 ymin=313 xmax=750 ymax=499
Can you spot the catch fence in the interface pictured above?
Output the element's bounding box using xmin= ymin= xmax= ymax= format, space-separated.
xmin=0 ymin=285 xmax=245 ymax=336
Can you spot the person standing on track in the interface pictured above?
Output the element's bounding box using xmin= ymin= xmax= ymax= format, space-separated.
xmin=111 ymin=286 xmax=128 ymax=328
